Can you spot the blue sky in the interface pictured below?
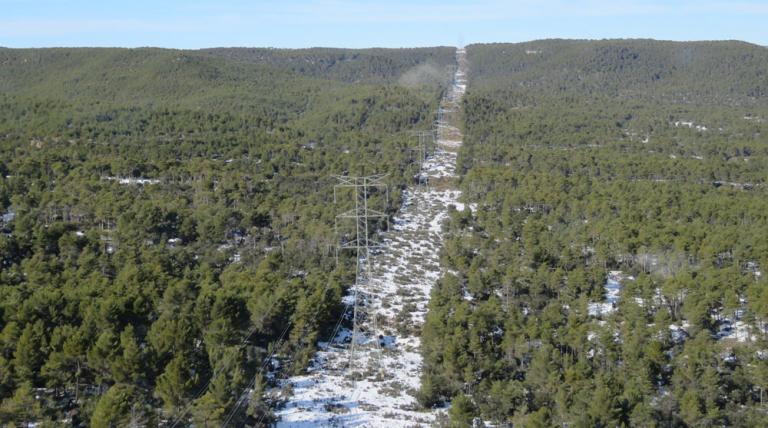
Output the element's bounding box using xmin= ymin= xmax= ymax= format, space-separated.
xmin=1 ymin=0 xmax=767 ymax=49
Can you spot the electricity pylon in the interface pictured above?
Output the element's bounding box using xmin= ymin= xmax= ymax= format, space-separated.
xmin=409 ymin=130 xmax=435 ymax=162
xmin=408 ymin=130 xmax=435 ymax=186
xmin=333 ymin=174 xmax=389 ymax=376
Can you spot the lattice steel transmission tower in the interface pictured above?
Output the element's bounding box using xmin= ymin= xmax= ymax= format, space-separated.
xmin=409 ymin=130 xmax=436 ymax=162
xmin=408 ymin=130 xmax=436 ymax=186
xmin=333 ymin=174 xmax=389 ymax=374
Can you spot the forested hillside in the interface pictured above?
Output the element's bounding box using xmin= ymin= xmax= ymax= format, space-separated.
xmin=466 ymin=39 xmax=768 ymax=105
xmin=0 ymin=46 xmax=454 ymax=426
xmin=202 ymin=47 xmax=454 ymax=85
xmin=0 ymin=46 xmax=454 ymax=110
xmin=420 ymin=40 xmax=768 ymax=426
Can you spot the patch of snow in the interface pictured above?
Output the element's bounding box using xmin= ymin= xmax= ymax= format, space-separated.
xmin=588 ymin=271 xmax=628 ymax=317
xmin=102 ymin=176 xmax=160 ymax=185
xmin=712 ymin=295 xmax=765 ymax=342
xmin=668 ymin=322 xmax=690 ymax=344
xmin=716 ymin=320 xmax=755 ymax=342
xmin=420 ymin=149 xmax=458 ymax=179
xmin=1 ymin=209 xmax=15 ymax=223
xmin=673 ymin=121 xmax=708 ymax=132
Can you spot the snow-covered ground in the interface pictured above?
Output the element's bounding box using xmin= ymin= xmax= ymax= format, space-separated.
xmin=712 ymin=296 xmax=768 ymax=343
xmin=419 ymin=149 xmax=457 ymax=180
xmin=274 ymin=48 xmax=468 ymax=427
xmin=588 ymin=270 xmax=633 ymax=316
xmin=587 ymin=268 xmax=768 ymax=346
xmin=1 ymin=208 xmax=15 ymax=224
xmin=101 ymin=176 xmax=160 ymax=185
xmin=673 ymin=120 xmax=708 ymax=132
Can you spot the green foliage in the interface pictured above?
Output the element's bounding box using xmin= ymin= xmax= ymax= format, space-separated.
xmin=467 ymin=39 xmax=768 ymax=106
xmin=422 ymin=39 xmax=768 ymax=426
xmin=0 ymin=382 xmax=42 ymax=426
xmin=155 ymin=354 xmax=199 ymax=416
xmin=0 ymin=45 xmax=450 ymax=424
xmin=90 ymin=383 xmax=145 ymax=428
xmin=0 ymin=47 xmax=454 ymax=114
xmin=447 ymin=394 xmax=478 ymax=427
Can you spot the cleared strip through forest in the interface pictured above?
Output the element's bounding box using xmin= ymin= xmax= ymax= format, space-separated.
xmin=273 ymin=48 xmax=468 ymax=427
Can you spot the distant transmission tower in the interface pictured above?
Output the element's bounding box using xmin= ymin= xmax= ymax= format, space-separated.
xmin=333 ymin=174 xmax=389 ymax=375
xmin=408 ymin=130 xmax=435 ymax=186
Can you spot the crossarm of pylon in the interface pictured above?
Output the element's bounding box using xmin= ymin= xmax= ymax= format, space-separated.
xmin=338 ymin=242 xmax=386 ymax=251
xmin=335 ymin=208 xmax=388 ymax=219
xmin=407 ymin=130 xmax=436 ymax=136
xmin=332 ymin=173 xmax=388 ymax=185
xmin=333 ymin=183 xmax=388 ymax=190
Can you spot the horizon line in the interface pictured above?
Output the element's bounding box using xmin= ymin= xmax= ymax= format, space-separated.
xmin=1 ymin=37 xmax=766 ymax=51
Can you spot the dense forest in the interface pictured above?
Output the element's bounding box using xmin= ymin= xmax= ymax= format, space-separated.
xmin=419 ymin=40 xmax=768 ymax=426
xmin=4 ymin=39 xmax=768 ymax=427
xmin=0 ymin=46 xmax=454 ymax=426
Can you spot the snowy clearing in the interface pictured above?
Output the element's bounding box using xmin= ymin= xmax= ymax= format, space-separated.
xmin=274 ymin=48 xmax=467 ymax=427
xmin=588 ymin=270 xmax=632 ymax=316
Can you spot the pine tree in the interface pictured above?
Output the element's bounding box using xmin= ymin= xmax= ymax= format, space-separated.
xmin=12 ymin=320 xmax=45 ymax=383
xmin=0 ymin=381 xmax=42 ymax=427
xmin=448 ymin=394 xmax=478 ymax=427
xmin=111 ymin=325 xmax=143 ymax=383
xmin=155 ymin=354 xmax=199 ymax=416
xmin=90 ymin=383 xmax=140 ymax=428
